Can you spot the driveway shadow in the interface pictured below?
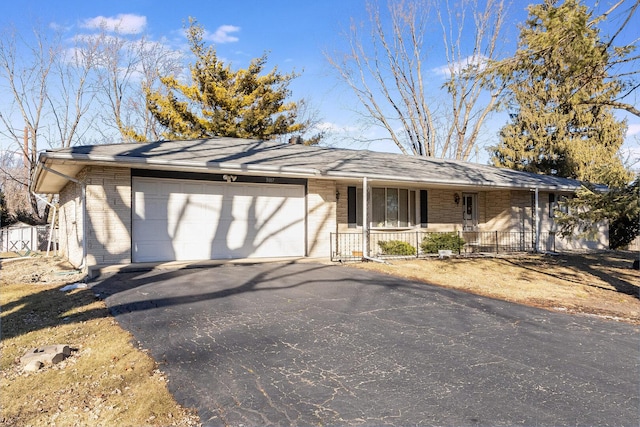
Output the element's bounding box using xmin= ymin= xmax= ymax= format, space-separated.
xmin=91 ymin=262 xmax=640 ymax=427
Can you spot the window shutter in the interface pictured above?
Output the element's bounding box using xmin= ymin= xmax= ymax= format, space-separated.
xmin=420 ymin=190 xmax=428 ymax=227
xmin=347 ymin=186 xmax=357 ymax=228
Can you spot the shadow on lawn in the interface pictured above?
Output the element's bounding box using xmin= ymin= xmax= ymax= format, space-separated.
xmin=3 ymin=252 xmax=638 ymax=342
xmin=505 ymin=251 xmax=639 ymax=298
xmin=2 ymin=262 xmax=347 ymax=340
xmin=0 ymin=284 xmax=110 ymax=341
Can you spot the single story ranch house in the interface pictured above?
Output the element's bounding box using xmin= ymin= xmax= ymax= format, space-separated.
xmin=31 ymin=137 xmax=607 ymax=270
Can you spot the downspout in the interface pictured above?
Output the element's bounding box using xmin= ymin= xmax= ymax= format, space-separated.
xmin=31 ymin=192 xmax=57 ymax=256
xmin=40 ymin=165 xmax=87 ymax=271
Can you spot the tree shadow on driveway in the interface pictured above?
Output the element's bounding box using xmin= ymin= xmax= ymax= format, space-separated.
xmin=90 ymin=261 xmax=640 ymax=427
xmin=91 ymin=261 xmax=440 ymax=317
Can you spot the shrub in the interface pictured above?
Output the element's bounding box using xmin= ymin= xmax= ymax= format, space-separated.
xmin=377 ymin=240 xmax=416 ymax=256
xmin=421 ymin=232 xmax=465 ymax=253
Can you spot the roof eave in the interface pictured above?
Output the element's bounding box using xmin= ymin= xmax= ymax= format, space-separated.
xmin=322 ymin=170 xmax=581 ymax=191
xmin=33 ymin=148 xmax=584 ymax=194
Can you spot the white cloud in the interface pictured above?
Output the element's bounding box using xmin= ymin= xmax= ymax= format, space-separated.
xmin=626 ymin=123 xmax=640 ymax=137
xmin=49 ymin=22 xmax=72 ymax=32
xmin=81 ymin=14 xmax=147 ymax=35
xmin=315 ymin=121 xmax=358 ymax=134
xmin=432 ymin=54 xmax=489 ymax=77
xmin=206 ymin=25 xmax=240 ymax=43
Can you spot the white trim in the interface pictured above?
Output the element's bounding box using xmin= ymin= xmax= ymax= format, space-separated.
xmin=362 ymin=177 xmax=369 ymax=258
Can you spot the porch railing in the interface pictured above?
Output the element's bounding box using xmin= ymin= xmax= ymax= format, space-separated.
xmin=330 ymin=230 xmax=556 ymax=262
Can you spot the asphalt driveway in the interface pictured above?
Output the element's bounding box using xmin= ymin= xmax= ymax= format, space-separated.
xmin=92 ymin=262 xmax=639 ymax=426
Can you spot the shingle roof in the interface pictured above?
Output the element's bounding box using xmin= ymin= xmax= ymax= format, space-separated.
xmin=33 ymin=137 xmax=587 ymax=193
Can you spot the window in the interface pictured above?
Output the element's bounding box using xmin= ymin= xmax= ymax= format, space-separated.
xmin=549 ymin=193 xmax=568 ymax=218
xmin=420 ymin=190 xmax=428 ymax=227
xmin=347 ymin=186 xmax=357 ymax=227
xmin=347 ymin=186 xmax=363 ymax=227
xmin=347 ymin=186 xmax=422 ymax=228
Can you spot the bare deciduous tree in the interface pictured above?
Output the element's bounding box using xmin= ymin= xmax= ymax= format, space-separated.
xmin=0 ymin=150 xmax=31 ymax=220
xmin=327 ymin=0 xmax=435 ymax=156
xmin=0 ymin=24 xmax=104 ymax=222
xmin=438 ymin=0 xmax=508 ymax=160
xmin=48 ymin=32 xmax=102 ymax=149
xmin=326 ymin=0 xmax=509 ymax=160
xmin=589 ymin=0 xmax=640 ymax=118
xmin=0 ymin=21 xmax=184 ymax=222
xmin=90 ymin=29 xmax=183 ymax=142
xmin=0 ymin=25 xmax=61 ymax=222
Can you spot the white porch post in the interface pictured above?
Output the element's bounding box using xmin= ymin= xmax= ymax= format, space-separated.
xmin=534 ymin=187 xmax=540 ymax=253
xmin=362 ymin=176 xmax=369 ymax=258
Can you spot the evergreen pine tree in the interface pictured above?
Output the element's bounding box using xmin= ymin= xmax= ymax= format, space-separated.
xmin=146 ymin=19 xmax=303 ymax=140
xmin=490 ymin=0 xmax=630 ymax=187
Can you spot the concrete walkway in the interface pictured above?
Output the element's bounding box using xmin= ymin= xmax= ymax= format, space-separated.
xmin=92 ymin=262 xmax=639 ymax=426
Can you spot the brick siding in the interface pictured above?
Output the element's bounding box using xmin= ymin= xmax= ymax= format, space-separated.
xmin=307 ymin=179 xmax=337 ymax=257
xmin=85 ymin=167 xmax=132 ymax=265
xmin=58 ymin=176 xmax=84 ymax=267
xmin=58 ymin=166 xmax=132 ymax=267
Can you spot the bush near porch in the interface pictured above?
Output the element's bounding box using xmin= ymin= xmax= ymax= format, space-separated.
xmin=421 ymin=232 xmax=466 ymax=254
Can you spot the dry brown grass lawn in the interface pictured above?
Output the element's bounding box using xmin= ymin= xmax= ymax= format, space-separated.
xmin=352 ymin=251 xmax=640 ymax=323
xmin=0 ymin=256 xmax=200 ymax=427
xmin=1 ymin=252 xmax=638 ymax=425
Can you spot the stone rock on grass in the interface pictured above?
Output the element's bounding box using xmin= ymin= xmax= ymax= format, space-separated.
xmin=24 ymin=360 xmax=43 ymax=372
xmin=20 ymin=345 xmax=71 ymax=369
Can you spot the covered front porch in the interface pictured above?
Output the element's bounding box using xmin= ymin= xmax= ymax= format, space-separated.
xmin=330 ymin=230 xmax=558 ymax=262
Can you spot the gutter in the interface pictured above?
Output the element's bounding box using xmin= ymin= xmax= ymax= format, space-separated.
xmin=38 ymin=151 xmax=322 ymax=178
xmin=38 ymin=150 xmax=585 ymax=192
xmin=324 ymin=170 xmax=582 ymax=192
xmin=40 ymin=164 xmax=87 ymax=272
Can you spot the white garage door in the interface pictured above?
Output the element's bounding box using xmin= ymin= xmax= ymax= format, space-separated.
xmin=132 ymin=177 xmax=305 ymax=262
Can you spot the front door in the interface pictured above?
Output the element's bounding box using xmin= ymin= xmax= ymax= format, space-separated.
xmin=462 ymin=193 xmax=478 ymax=231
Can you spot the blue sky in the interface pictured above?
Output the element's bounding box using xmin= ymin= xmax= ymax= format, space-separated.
xmin=2 ymin=0 xmax=639 ymax=165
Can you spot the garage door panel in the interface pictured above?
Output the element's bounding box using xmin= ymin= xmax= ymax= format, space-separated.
xmin=134 ymin=242 xmax=177 ymax=262
xmin=133 ymin=219 xmax=169 ymax=236
xmin=135 ymin=180 xmax=162 ymax=195
xmin=255 ymin=196 xmax=291 ymax=225
xmin=162 ymin=181 xmax=183 ymax=194
xmin=134 ymin=191 xmax=168 ymax=220
xmin=173 ymin=239 xmax=213 ymax=261
xmin=225 ymin=220 xmax=248 ymax=251
xmin=138 ymin=198 xmax=169 ymax=220
xmin=132 ymin=177 xmax=305 ymax=262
